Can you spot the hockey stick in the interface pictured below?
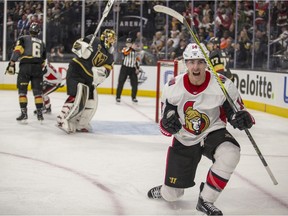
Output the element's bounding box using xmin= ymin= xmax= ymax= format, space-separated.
xmin=153 ymin=5 xmax=278 ymax=185
xmin=89 ymin=0 xmax=115 ymax=46
xmin=5 ymin=19 xmax=28 ymax=75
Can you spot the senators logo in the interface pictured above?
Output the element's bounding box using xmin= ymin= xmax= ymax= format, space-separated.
xmin=183 ymin=101 xmax=209 ymax=135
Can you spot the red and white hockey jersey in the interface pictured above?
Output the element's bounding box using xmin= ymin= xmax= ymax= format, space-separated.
xmin=160 ymin=71 xmax=246 ymax=146
xmin=43 ymin=63 xmax=62 ymax=85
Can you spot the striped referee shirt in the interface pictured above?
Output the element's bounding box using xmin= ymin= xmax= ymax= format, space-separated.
xmin=122 ymin=47 xmax=140 ymax=69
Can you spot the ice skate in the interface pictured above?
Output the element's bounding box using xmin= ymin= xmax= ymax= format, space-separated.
xmin=34 ymin=105 xmax=51 ymax=115
xmin=116 ymin=98 xmax=121 ymax=104
xmin=132 ymin=98 xmax=138 ymax=104
xmin=16 ymin=108 xmax=28 ymax=124
xmin=196 ymin=196 xmax=223 ymax=215
xmin=196 ymin=182 xmax=223 ymax=215
xmin=147 ymin=185 xmax=162 ymax=199
xmin=45 ymin=105 xmax=52 ymax=113
xmin=36 ymin=109 xmax=44 ymax=122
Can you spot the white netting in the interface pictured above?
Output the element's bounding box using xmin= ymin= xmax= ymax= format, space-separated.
xmin=155 ymin=60 xmax=186 ymax=123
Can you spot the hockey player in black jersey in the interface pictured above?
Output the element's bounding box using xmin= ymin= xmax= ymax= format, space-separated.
xmin=57 ymin=29 xmax=116 ymax=133
xmin=207 ymin=37 xmax=234 ymax=81
xmin=5 ymin=22 xmax=46 ymax=123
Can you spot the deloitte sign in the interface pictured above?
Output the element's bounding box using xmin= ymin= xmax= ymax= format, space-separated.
xmin=233 ymin=73 xmax=273 ymax=99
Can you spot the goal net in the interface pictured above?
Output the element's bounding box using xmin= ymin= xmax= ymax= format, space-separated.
xmin=155 ymin=59 xmax=186 ymax=123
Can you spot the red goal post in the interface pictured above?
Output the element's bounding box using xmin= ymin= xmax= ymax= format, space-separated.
xmin=155 ymin=59 xmax=186 ymax=123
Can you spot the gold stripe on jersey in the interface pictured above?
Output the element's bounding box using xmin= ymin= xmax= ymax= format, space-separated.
xmin=20 ymin=56 xmax=37 ymax=60
xmin=102 ymin=64 xmax=113 ymax=71
xmin=214 ymin=64 xmax=224 ymax=72
xmin=14 ymin=45 xmax=24 ymax=54
xmin=72 ymin=58 xmax=93 ymax=77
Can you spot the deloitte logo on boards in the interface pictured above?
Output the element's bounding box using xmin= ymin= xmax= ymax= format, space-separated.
xmin=284 ymin=77 xmax=288 ymax=103
xmin=233 ymin=74 xmax=273 ymax=99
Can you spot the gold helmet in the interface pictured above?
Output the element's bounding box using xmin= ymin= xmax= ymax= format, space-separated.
xmin=100 ymin=29 xmax=117 ymax=49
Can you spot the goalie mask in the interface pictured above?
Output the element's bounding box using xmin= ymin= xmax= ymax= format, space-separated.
xmin=29 ymin=22 xmax=41 ymax=36
xmin=183 ymin=43 xmax=209 ymax=62
xmin=100 ymin=29 xmax=117 ymax=50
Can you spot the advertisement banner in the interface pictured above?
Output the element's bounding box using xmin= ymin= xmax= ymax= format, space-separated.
xmin=233 ymin=70 xmax=288 ymax=108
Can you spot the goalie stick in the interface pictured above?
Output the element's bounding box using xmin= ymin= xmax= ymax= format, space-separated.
xmin=89 ymin=0 xmax=115 ymax=46
xmin=153 ymin=5 xmax=278 ymax=185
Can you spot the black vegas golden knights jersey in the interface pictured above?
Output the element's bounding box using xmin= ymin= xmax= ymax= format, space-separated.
xmin=72 ymin=36 xmax=114 ymax=78
xmin=11 ymin=35 xmax=46 ymax=64
xmin=209 ymin=49 xmax=233 ymax=80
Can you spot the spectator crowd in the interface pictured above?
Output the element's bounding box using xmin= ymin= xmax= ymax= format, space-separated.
xmin=0 ymin=0 xmax=287 ymax=70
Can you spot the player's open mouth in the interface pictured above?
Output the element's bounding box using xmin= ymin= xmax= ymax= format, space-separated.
xmin=193 ymin=72 xmax=200 ymax=76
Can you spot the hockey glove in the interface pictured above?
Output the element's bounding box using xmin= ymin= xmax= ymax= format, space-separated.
xmin=92 ymin=66 xmax=107 ymax=86
xmin=229 ymin=110 xmax=254 ymax=130
xmin=161 ymin=101 xmax=182 ymax=134
xmin=5 ymin=62 xmax=16 ymax=75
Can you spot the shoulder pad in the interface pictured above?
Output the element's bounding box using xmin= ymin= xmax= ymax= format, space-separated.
xmin=168 ymin=78 xmax=176 ymax=86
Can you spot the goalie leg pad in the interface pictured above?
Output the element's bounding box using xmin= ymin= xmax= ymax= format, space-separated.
xmin=76 ymin=89 xmax=99 ymax=132
xmin=57 ymin=83 xmax=89 ymax=133
xmin=57 ymin=101 xmax=75 ymax=133
xmin=65 ymin=83 xmax=89 ymax=121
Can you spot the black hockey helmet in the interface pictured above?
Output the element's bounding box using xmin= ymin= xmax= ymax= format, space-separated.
xmin=209 ymin=37 xmax=220 ymax=47
xmin=29 ymin=22 xmax=40 ymax=36
xmin=126 ymin=38 xmax=133 ymax=43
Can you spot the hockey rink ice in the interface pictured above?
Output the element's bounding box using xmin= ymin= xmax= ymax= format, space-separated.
xmin=0 ymin=90 xmax=288 ymax=215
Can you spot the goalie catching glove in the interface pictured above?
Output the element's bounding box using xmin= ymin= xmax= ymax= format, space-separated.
xmin=161 ymin=100 xmax=182 ymax=134
xmin=5 ymin=62 xmax=16 ymax=75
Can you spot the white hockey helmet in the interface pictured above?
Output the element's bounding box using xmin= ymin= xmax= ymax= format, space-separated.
xmin=183 ymin=43 xmax=209 ymax=61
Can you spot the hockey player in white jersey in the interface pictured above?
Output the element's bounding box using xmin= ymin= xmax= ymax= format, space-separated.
xmin=34 ymin=63 xmax=64 ymax=114
xmin=147 ymin=43 xmax=255 ymax=215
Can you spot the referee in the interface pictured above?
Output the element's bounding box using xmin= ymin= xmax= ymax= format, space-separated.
xmin=116 ymin=38 xmax=140 ymax=103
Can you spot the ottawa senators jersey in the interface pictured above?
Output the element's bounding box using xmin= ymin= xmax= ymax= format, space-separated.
xmin=72 ymin=36 xmax=114 ymax=78
xmin=43 ymin=63 xmax=62 ymax=85
xmin=11 ymin=35 xmax=46 ymax=64
xmin=160 ymin=71 xmax=246 ymax=146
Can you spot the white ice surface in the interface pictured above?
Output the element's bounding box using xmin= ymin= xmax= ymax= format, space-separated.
xmin=0 ymin=90 xmax=287 ymax=215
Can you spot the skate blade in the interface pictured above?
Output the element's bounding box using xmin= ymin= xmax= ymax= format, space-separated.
xmin=76 ymin=129 xmax=90 ymax=133
xmin=17 ymin=119 xmax=28 ymax=124
xmin=56 ymin=124 xmax=73 ymax=134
